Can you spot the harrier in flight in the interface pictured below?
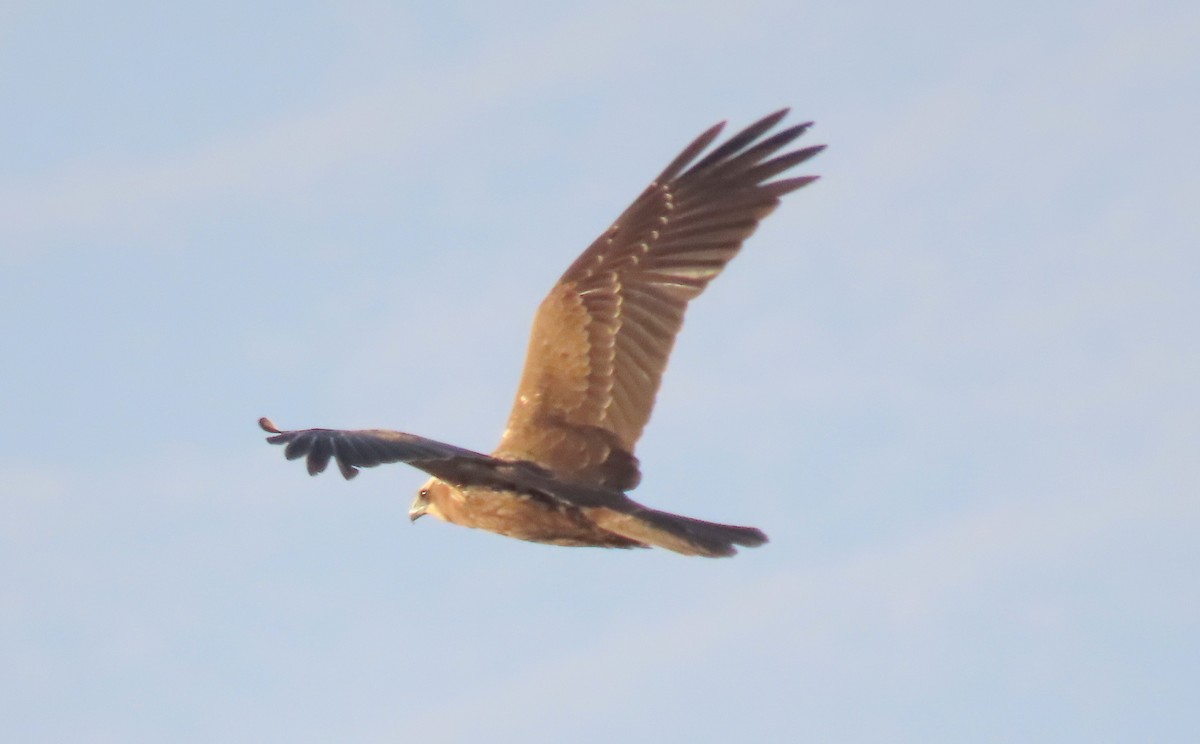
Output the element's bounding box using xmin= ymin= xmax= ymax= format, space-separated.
xmin=261 ymin=109 xmax=822 ymax=557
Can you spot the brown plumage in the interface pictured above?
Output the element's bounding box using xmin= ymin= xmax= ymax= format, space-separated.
xmin=261 ymin=109 xmax=823 ymax=557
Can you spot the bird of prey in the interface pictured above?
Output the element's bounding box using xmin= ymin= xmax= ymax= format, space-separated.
xmin=261 ymin=109 xmax=822 ymax=557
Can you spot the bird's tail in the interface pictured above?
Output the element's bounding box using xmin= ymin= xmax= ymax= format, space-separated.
xmin=586 ymin=505 xmax=768 ymax=558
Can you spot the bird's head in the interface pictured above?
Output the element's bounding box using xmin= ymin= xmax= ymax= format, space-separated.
xmin=409 ymin=477 xmax=450 ymax=523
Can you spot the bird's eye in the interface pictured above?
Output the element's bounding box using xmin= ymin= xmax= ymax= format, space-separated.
xmin=419 ymin=488 xmax=430 ymax=498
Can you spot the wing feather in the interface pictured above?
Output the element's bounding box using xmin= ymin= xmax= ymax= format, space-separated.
xmin=259 ymin=417 xmax=501 ymax=485
xmin=495 ymin=111 xmax=823 ymax=488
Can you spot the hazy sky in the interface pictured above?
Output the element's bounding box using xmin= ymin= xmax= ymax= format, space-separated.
xmin=2 ymin=1 xmax=1197 ymax=742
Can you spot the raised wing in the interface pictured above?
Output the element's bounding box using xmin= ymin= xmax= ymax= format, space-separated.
xmin=494 ymin=109 xmax=823 ymax=489
xmin=259 ymin=417 xmax=503 ymax=485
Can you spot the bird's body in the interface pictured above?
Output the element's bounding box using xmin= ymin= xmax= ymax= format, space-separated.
xmin=413 ymin=479 xmax=645 ymax=550
xmin=262 ymin=109 xmax=822 ymax=557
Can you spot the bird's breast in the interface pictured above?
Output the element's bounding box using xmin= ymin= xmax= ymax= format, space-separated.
xmin=428 ymin=485 xmax=640 ymax=548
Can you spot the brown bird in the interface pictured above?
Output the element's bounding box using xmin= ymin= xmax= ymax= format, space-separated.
xmin=261 ymin=109 xmax=822 ymax=557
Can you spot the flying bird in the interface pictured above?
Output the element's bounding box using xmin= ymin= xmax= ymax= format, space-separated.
xmin=261 ymin=109 xmax=823 ymax=557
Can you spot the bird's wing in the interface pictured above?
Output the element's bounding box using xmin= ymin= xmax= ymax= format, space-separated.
xmin=262 ymin=418 xmax=767 ymax=556
xmin=259 ymin=417 xmax=507 ymax=487
xmin=494 ymin=109 xmax=823 ymax=489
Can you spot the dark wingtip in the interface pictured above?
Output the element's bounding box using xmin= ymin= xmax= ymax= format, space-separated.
xmin=337 ymin=458 xmax=359 ymax=480
xmin=259 ymin=417 xmax=282 ymax=434
xmin=764 ymin=174 xmax=821 ymax=198
xmin=738 ymin=527 xmax=769 ymax=548
xmin=306 ymin=458 xmax=325 ymax=477
xmin=765 ymin=107 xmax=791 ymax=125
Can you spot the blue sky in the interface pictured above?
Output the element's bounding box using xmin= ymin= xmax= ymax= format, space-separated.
xmin=2 ymin=1 xmax=1197 ymax=741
